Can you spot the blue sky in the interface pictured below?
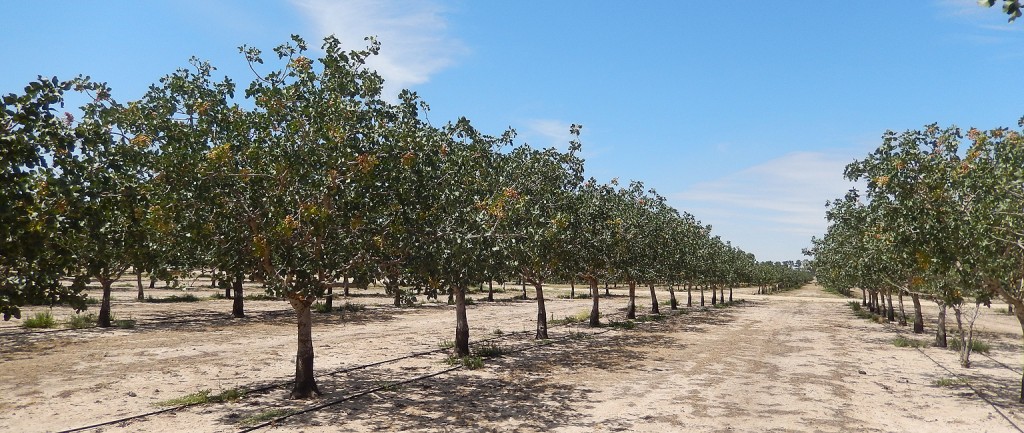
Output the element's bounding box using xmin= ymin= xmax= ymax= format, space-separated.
xmin=4 ymin=1 xmax=1023 ymax=262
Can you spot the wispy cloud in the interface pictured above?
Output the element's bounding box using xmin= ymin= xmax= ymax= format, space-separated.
xmin=671 ymin=151 xmax=861 ymax=261
xmin=290 ymin=0 xmax=466 ymax=96
xmin=522 ymin=119 xmax=573 ymax=151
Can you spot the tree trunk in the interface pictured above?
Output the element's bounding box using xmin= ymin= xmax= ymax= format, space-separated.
xmin=534 ymin=282 xmax=548 ymax=339
xmin=136 ymin=270 xmax=144 ymax=301
xmin=669 ymin=284 xmax=678 ymax=310
xmin=728 ymin=286 xmax=733 ymax=303
xmin=98 ymin=278 xmax=113 ymax=328
xmin=570 ymin=280 xmax=575 ymax=299
xmin=589 ymin=278 xmax=600 ymax=327
xmin=324 ymin=284 xmax=333 ymax=311
xmin=912 ymin=293 xmax=924 ymax=334
xmin=605 ymin=280 xmax=610 ymax=296
xmin=897 ymin=290 xmax=907 ymax=326
xmin=711 ymin=285 xmax=718 ymax=305
xmin=488 ymin=280 xmax=494 ymax=302
xmin=149 ymin=276 xmax=156 ymax=289
xmin=687 ymin=284 xmax=692 ymax=307
xmin=649 ymin=283 xmax=660 ymax=315
xmin=521 ymin=279 xmax=526 ymax=299
xmin=454 ymin=285 xmax=470 ymax=356
xmin=626 ymin=281 xmax=636 ymax=319
xmin=861 ymin=289 xmax=867 ymax=306
xmin=392 ymin=282 xmax=402 ymax=307
xmin=935 ymin=302 xmax=947 ymax=347
xmin=343 ymin=275 xmax=350 ymax=297
xmin=952 ymin=304 xmax=970 ymax=368
xmin=886 ymin=291 xmax=896 ymax=322
xmin=700 ymin=285 xmax=705 ymax=306
xmin=288 ymin=294 xmax=320 ymax=399
xmin=232 ymin=274 xmax=245 ymax=318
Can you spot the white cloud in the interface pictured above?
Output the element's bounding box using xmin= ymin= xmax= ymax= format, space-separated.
xmin=523 ymin=119 xmax=572 ymax=151
xmin=671 ymin=151 xmax=861 ymax=261
xmin=290 ymin=0 xmax=466 ymax=96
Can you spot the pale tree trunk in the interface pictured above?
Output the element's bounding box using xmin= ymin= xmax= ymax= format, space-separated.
xmin=589 ymin=278 xmax=600 ymax=327
xmin=534 ymin=281 xmax=548 ymax=339
xmin=288 ymin=294 xmax=320 ymax=399
xmin=136 ymin=270 xmax=144 ymax=301
xmin=232 ymin=274 xmax=245 ymax=318
xmin=454 ymin=285 xmax=470 ymax=356
xmin=343 ymin=275 xmax=350 ymax=297
xmin=897 ymin=290 xmax=907 ymax=326
xmin=886 ymin=290 xmax=896 ymax=322
xmin=912 ymin=294 xmax=924 ymax=334
xmin=626 ymin=281 xmax=636 ymax=319
xmin=98 ymin=278 xmax=113 ymax=328
xmin=649 ymin=283 xmax=660 ymax=314
xmin=935 ymin=302 xmax=947 ymax=347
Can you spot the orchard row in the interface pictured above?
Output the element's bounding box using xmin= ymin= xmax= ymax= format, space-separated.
xmin=1 ymin=35 xmax=811 ymax=398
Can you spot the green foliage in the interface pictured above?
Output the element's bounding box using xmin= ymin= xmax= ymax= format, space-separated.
xmin=934 ymin=377 xmax=969 ymax=387
xmin=473 ymin=343 xmax=509 ymax=358
xmin=22 ymin=311 xmax=56 ymax=328
xmin=111 ymin=314 xmax=136 ymax=329
xmin=607 ymin=320 xmax=636 ymax=330
xmin=947 ymin=338 xmax=991 ymax=354
xmin=446 ymin=355 xmax=484 ymax=370
xmin=65 ymin=313 xmax=98 ymax=329
xmin=550 ymin=310 xmax=592 ymax=325
xmin=437 ymin=339 xmax=455 ymax=349
xmin=892 ymin=336 xmax=929 ymax=348
xmin=145 ymin=294 xmax=201 ymax=303
xmin=239 ymin=409 xmax=290 ymax=426
xmin=979 ymin=0 xmax=1022 ymax=23
xmin=155 ymin=388 xmax=246 ymax=407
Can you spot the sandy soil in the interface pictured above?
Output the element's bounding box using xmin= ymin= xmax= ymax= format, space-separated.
xmin=2 ymin=281 xmax=1024 ymax=432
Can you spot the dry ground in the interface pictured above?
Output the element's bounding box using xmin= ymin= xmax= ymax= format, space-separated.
xmin=2 ymin=281 xmax=1024 ymax=432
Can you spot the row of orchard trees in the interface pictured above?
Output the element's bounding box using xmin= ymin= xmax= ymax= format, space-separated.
xmin=2 ymin=35 xmax=808 ymax=398
xmin=809 ymin=123 xmax=1024 ymax=401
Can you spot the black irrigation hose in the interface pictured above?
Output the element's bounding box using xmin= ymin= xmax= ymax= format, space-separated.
xmin=52 ymin=326 xmax=540 ymax=433
xmin=53 ymin=305 xmax=648 ymax=433
xmin=238 ymin=327 xmax=618 ymax=432
xmin=913 ymin=346 xmax=1024 ymax=433
xmin=978 ymin=351 xmax=1024 ymax=376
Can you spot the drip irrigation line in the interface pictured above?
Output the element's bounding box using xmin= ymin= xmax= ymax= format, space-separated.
xmin=51 ymin=304 xmax=661 ymax=432
xmin=914 ymin=347 xmax=1024 ymax=433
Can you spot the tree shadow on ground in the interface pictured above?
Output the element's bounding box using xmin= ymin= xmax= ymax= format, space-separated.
xmin=214 ymin=300 xmax=744 ymax=431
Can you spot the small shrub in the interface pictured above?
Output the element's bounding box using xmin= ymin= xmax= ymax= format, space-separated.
xmin=312 ymin=301 xmax=331 ymax=313
xmin=446 ymin=355 xmax=484 ymax=370
xmin=892 ymin=336 xmax=928 ymax=348
xmin=145 ymin=294 xmax=200 ymax=303
xmin=65 ymin=313 xmax=98 ymax=329
xmin=23 ymin=311 xmax=56 ymax=329
xmin=156 ymin=388 xmax=246 ymax=407
xmin=244 ymin=293 xmax=280 ymax=301
xmin=474 ymin=343 xmax=509 ymax=358
xmin=239 ymin=408 xmax=290 ymax=426
xmin=947 ymin=338 xmax=991 ymax=354
xmin=551 ymin=310 xmax=592 ymax=325
xmin=438 ymin=339 xmax=455 ymax=349
xmin=567 ymin=331 xmax=591 ymax=340
xmin=934 ymin=377 xmax=968 ymax=387
xmin=608 ymin=320 xmax=636 ymax=330
xmin=491 ymin=328 xmax=504 ymax=336
xmin=112 ymin=315 xmax=136 ymax=329
xmin=636 ymin=314 xmax=665 ymax=323
xmin=341 ymin=302 xmax=365 ymax=312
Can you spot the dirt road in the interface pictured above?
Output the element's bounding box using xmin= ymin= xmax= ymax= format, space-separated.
xmin=3 ymin=283 xmax=1023 ymax=432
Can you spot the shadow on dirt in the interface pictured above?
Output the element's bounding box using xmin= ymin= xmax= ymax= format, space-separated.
xmin=211 ymin=301 xmax=745 ymax=431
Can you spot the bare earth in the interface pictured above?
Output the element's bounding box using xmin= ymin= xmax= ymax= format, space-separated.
xmin=2 ymin=282 xmax=1024 ymax=432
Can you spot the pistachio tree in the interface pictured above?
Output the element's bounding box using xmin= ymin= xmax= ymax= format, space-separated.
xmin=1 ymin=77 xmax=89 ymax=319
